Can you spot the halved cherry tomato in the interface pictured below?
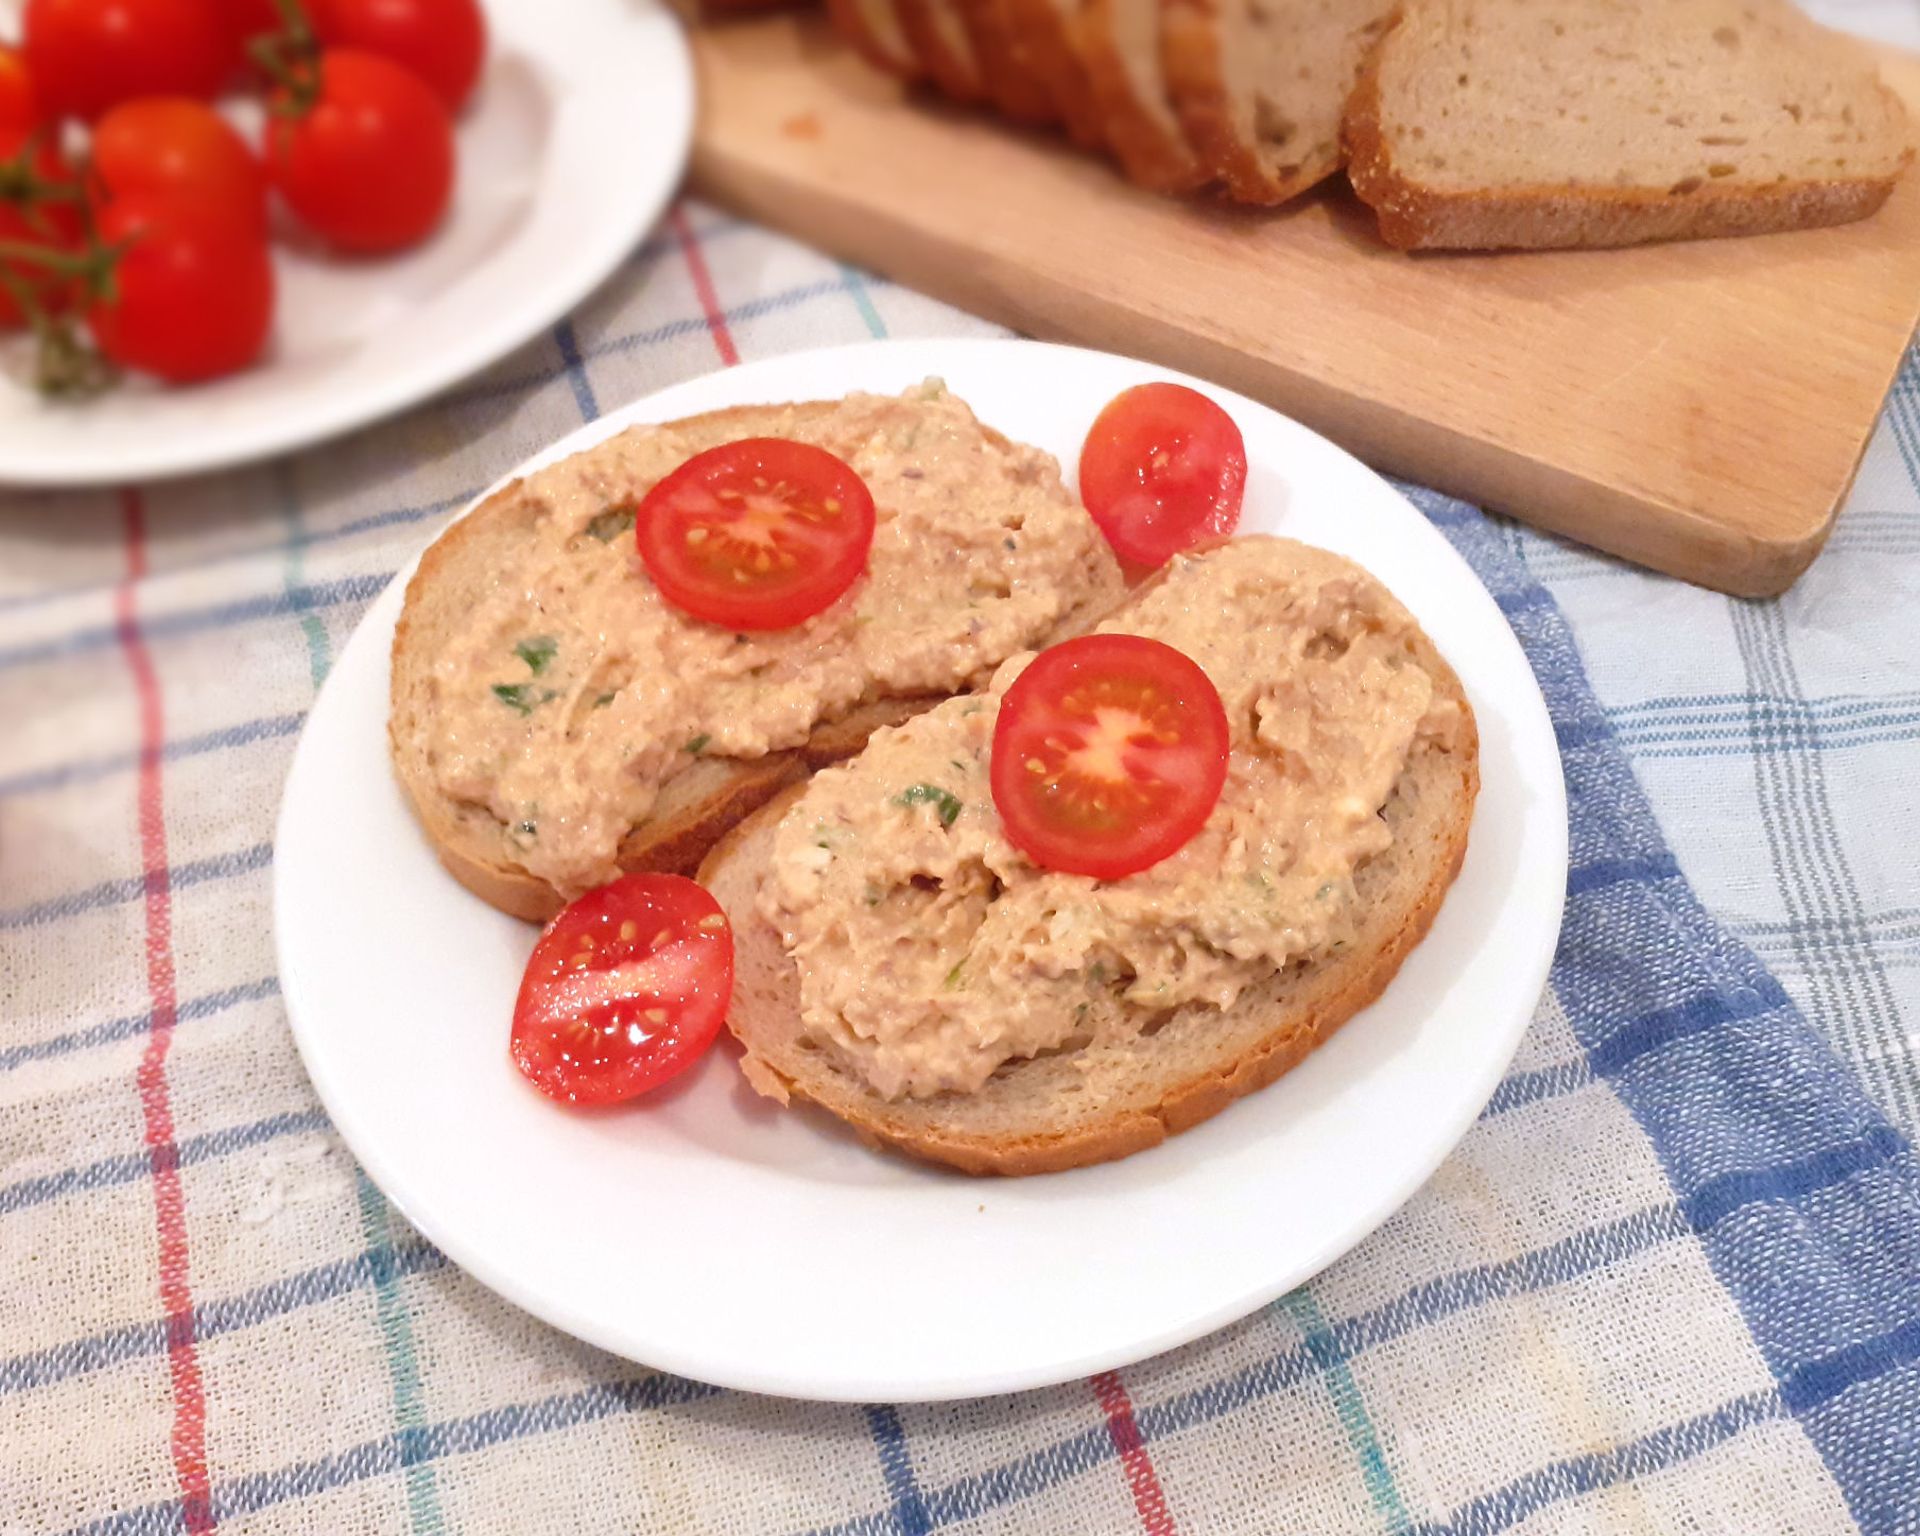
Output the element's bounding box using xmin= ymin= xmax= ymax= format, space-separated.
xmin=92 ymin=98 xmax=270 ymax=236
xmin=312 ymin=0 xmax=487 ymax=112
xmin=511 ymin=874 xmax=736 ymax=1107
xmin=635 ymin=438 xmax=877 ymax=631
xmin=1078 ymin=383 xmax=1247 ymax=569
xmin=990 ymin=633 xmax=1229 ymax=880
xmin=0 ymin=46 xmax=40 ymax=132
xmin=264 ymin=47 xmax=454 ymax=253
xmin=85 ymin=194 xmax=275 ymax=382
xmin=23 ymin=0 xmax=232 ymax=121
xmin=0 ymin=127 xmax=85 ymax=329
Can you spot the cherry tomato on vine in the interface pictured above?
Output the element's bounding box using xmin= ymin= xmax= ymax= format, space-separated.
xmin=264 ymin=48 xmax=454 ymax=253
xmin=85 ymin=194 xmax=274 ymax=382
xmin=218 ymin=0 xmax=293 ymax=49
xmin=1078 ymin=383 xmax=1247 ymax=569
xmin=23 ymin=0 xmax=231 ymax=121
xmin=92 ymin=98 xmax=269 ymax=235
xmin=990 ymin=633 xmax=1230 ymax=879
xmin=634 ymin=438 xmax=878 ymax=631
xmin=0 ymin=127 xmax=85 ymax=329
xmin=311 ymin=0 xmax=486 ymax=112
xmin=0 ymin=46 xmax=41 ymax=132
xmin=511 ymin=874 xmax=737 ymax=1107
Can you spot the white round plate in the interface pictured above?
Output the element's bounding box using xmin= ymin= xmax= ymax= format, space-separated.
xmin=0 ymin=0 xmax=691 ymax=487
xmin=275 ymin=339 xmax=1568 ymax=1402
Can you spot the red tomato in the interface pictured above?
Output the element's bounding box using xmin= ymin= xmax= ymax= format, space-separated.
xmin=85 ymin=195 xmax=274 ymax=382
xmin=990 ymin=634 xmax=1229 ymax=879
xmin=264 ymin=48 xmax=454 ymax=253
xmin=0 ymin=129 xmax=85 ymax=329
xmin=217 ymin=0 xmax=292 ymax=47
xmin=635 ymin=438 xmax=878 ymax=632
xmin=1078 ymin=383 xmax=1247 ymax=569
xmin=511 ymin=874 xmax=736 ymax=1107
xmin=92 ymin=98 xmax=269 ymax=235
xmin=312 ymin=0 xmax=486 ymax=112
xmin=23 ymin=0 xmax=231 ymax=121
xmin=0 ymin=46 xmax=41 ymax=131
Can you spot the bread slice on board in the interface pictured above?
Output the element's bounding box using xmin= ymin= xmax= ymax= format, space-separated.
xmin=700 ymin=546 xmax=1480 ymax=1177
xmin=1163 ymin=0 xmax=1395 ymax=204
xmin=1004 ymin=0 xmax=1109 ymax=149
xmin=391 ymin=394 xmax=1124 ymax=924
xmin=898 ymin=0 xmax=991 ymax=100
xmin=955 ymin=0 xmax=1062 ymax=122
xmin=827 ymin=0 xmax=925 ymax=78
xmin=1078 ymin=0 xmax=1210 ymax=190
xmin=1345 ymin=0 xmax=1914 ymax=251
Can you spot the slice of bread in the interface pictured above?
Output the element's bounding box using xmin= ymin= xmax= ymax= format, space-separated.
xmin=1163 ymin=0 xmax=1395 ymax=205
xmin=1004 ymin=0 xmax=1109 ymax=149
xmin=1078 ymin=0 xmax=1210 ymax=190
xmin=1345 ymin=0 xmax=1913 ymax=251
xmin=391 ymin=393 xmax=1124 ymax=924
xmin=827 ymin=0 xmax=925 ymax=78
xmin=898 ymin=0 xmax=991 ymax=101
xmin=955 ymin=0 xmax=1062 ymax=123
xmin=700 ymin=543 xmax=1479 ymax=1176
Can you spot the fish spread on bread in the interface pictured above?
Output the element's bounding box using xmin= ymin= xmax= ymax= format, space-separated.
xmin=752 ymin=538 xmax=1471 ymax=1102
xmin=391 ymin=381 xmax=1123 ymax=909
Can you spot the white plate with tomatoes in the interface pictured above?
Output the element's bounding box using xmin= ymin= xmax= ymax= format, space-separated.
xmin=275 ymin=338 xmax=1567 ymax=1402
xmin=0 ymin=0 xmax=691 ymax=485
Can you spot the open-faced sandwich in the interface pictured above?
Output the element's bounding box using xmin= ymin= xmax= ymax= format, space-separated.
xmin=392 ymin=375 xmax=1478 ymax=1174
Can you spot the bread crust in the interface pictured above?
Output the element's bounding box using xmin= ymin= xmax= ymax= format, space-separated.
xmin=1002 ymin=0 xmax=1109 ymax=149
xmin=827 ymin=0 xmax=925 ymax=78
xmin=1342 ymin=15 xmax=1912 ymax=251
xmin=390 ymin=399 xmax=1122 ymax=926
xmin=1077 ymin=0 xmax=1209 ymax=191
xmin=701 ymin=559 xmax=1481 ymax=1176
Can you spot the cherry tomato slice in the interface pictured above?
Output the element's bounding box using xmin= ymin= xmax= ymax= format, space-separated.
xmin=635 ymin=437 xmax=877 ymax=632
xmin=511 ymin=874 xmax=735 ymax=1107
xmin=1078 ymin=383 xmax=1247 ymax=569
xmin=990 ymin=633 xmax=1229 ymax=880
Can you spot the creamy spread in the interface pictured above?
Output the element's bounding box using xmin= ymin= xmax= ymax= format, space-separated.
xmin=759 ymin=538 xmax=1466 ymax=1100
xmin=421 ymin=382 xmax=1119 ymax=896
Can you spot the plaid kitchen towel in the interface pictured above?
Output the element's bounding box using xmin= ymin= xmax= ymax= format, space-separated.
xmin=2 ymin=200 xmax=1919 ymax=1535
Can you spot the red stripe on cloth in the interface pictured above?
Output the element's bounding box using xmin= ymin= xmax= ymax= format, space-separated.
xmin=1091 ymin=1370 xmax=1177 ymax=1535
xmin=670 ymin=205 xmax=740 ymax=367
xmin=116 ymin=490 xmax=217 ymax=1536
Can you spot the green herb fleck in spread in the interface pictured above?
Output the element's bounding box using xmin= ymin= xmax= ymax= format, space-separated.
xmin=513 ymin=635 xmax=558 ymax=675
xmin=592 ymin=692 xmax=617 ymax=709
xmin=942 ymin=960 xmax=966 ymax=990
xmin=492 ymin=683 xmax=555 ymax=716
xmin=895 ymin=783 xmax=962 ymax=828
xmin=685 ymin=734 xmax=711 ymax=755
xmin=584 ymin=507 xmax=634 ymax=542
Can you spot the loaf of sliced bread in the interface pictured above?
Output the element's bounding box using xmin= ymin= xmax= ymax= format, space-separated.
xmin=1004 ymin=0 xmax=1109 ymax=148
xmin=1078 ymin=0 xmax=1210 ymax=189
xmin=701 ymin=541 xmax=1479 ymax=1176
xmin=955 ymin=0 xmax=1062 ymax=122
xmin=827 ymin=0 xmax=925 ymax=78
xmin=1345 ymin=0 xmax=1913 ymax=250
xmin=1163 ymin=0 xmax=1395 ymax=204
xmin=391 ymin=391 xmax=1124 ymax=923
xmin=898 ymin=0 xmax=991 ymax=101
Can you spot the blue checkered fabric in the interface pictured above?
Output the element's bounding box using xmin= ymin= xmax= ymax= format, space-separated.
xmin=3 ymin=43 xmax=1918 ymax=1527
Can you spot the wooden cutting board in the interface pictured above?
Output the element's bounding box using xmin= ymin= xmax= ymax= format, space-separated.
xmin=687 ymin=14 xmax=1920 ymax=595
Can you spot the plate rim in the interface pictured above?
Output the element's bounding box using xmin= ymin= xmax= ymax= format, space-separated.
xmin=274 ymin=336 xmax=1569 ymax=1401
xmin=0 ymin=0 xmax=693 ymax=489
